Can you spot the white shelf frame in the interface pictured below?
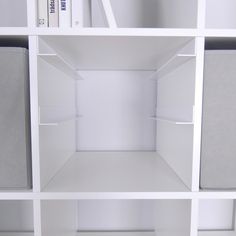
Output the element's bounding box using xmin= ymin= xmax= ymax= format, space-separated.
xmin=0 ymin=0 xmax=235 ymax=236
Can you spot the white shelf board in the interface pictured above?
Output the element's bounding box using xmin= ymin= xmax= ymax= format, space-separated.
xmin=204 ymin=29 xmax=236 ymax=37
xmin=4 ymin=28 xmax=236 ymax=38
xmin=42 ymin=152 xmax=189 ymax=193
xmin=38 ymin=54 xmax=80 ymax=80
xmin=35 ymin=28 xmax=198 ymax=36
xmin=2 ymin=191 xmax=236 ymax=200
xmin=77 ymin=232 xmax=154 ymax=236
xmin=0 ymin=188 xmax=33 ymax=200
xmin=39 ymin=192 xmax=192 ymax=199
xmin=0 ymin=27 xmax=30 ymax=35
xmin=36 ymin=191 xmax=236 ymax=199
xmin=0 ymin=192 xmax=34 ymax=200
xmin=199 ymin=231 xmax=236 ymax=236
xmin=39 ymin=36 xmax=193 ymax=70
xmin=150 ymin=116 xmax=193 ymax=125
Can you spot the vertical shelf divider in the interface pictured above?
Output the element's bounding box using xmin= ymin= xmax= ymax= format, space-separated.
xmin=33 ymin=199 xmax=42 ymax=236
xmin=27 ymin=0 xmax=37 ymax=28
xmin=191 ymin=36 xmax=205 ymax=192
xmin=191 ymin=199 xmax=199 ymax=236
xmin=28 ymin=36 xmax=41 ymax=193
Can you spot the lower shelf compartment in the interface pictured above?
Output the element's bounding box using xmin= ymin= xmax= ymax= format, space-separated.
xmin=43 ymin=152 xmax=188 ymax=192
xmin=0 ymin=200 xmax=34 ymax=234
xmin=40 ymin=199 xmax=191 ymax=236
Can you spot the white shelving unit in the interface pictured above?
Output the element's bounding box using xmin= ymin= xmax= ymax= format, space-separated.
xmin=1 ymin=0 xmax=236 ymax=236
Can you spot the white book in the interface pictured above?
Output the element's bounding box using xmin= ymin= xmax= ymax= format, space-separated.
xmin=72 ymin=0 xmax=83 ymax=27
xmin=59 ymin=0 xmax=72 ymax=27
xmin=38 ymin=0 xmax=48 ymax=27
xmin=48 ymin=0 xmax=59 ymax=27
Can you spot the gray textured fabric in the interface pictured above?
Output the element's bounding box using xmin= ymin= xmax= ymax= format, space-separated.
xmin=201 ymin=50 xmax=236 ymax=189
xmin=0 ymin=47 xmax=31 ymax=189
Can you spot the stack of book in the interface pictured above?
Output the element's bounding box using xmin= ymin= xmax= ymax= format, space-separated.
xmin=38 ymin=0 xmax=83 ymax=27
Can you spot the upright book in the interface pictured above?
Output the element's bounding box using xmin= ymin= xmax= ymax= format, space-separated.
xmin=72 ymin=0 xmax=83 ymax=27
xmin=59 ymin=0 xmax=72 ymax=27
xmin=38 ymin=0 xmax=48 ymax=27
xmin=48 ymin=0 xmax=59 ymax=27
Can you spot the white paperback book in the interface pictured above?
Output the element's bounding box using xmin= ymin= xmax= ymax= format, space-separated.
xmin=38 ymin=0 xmax=48 ymax=27
xmin=72 ymin=0 xmax=83 ymax=27
xmin=48 ymin=0 xmax=59 ymax=27
xmin=59 ymin=0 xmax=72 ymax=27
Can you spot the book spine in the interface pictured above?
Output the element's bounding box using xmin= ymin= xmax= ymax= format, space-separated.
xmin=59 ymin=0 xmax=72 ymax=27
xmin=38 ymin=0 xmax=48 ymax=27
xmin=48 ymin=0 xmax=59 ymax=27
xmin=72 ymin=0 xmax=83 ymax=27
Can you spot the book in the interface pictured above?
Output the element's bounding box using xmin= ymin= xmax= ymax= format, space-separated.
xmin=38 ymin=0 xmax=48 ymax=27
xmin=72 ymin=0 xmax=83 ymax=27
xmin=59 ymin=0 xmax=72 ymax=27
xmin=48 ymin=0 xmax=59 ymax=27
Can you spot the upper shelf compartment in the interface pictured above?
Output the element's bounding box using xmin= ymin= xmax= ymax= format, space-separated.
xmin=37 ymin=0 xmax=197 ymax=29
xmin=110 ymin=0 xmax=197 ymax=28
xmin=206 ymin=0 xmax=236 ymax=29
xmin=0 ymin=0 xmax=27 ymax=27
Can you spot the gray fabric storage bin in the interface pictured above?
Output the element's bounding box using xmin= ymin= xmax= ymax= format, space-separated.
xmin=0 ymin=47 xmax=31 ymax=189
xmin=201 ymin=50 xmax=236 ymax=189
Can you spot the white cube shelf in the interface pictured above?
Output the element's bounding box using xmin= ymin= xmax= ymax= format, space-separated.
xmin=0 ymin=1 xmax=235 ymax=236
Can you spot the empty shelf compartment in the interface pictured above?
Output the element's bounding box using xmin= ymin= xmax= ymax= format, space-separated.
xmin=40 ymin=199 xmax=191 ymax=236
xmin=198 ymin=199 xmax=236 ymax=235
xmin=0 ymin=200 xmax=34 ymax=235
xmin=37 ymin=36 xmax=196 ymax=192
